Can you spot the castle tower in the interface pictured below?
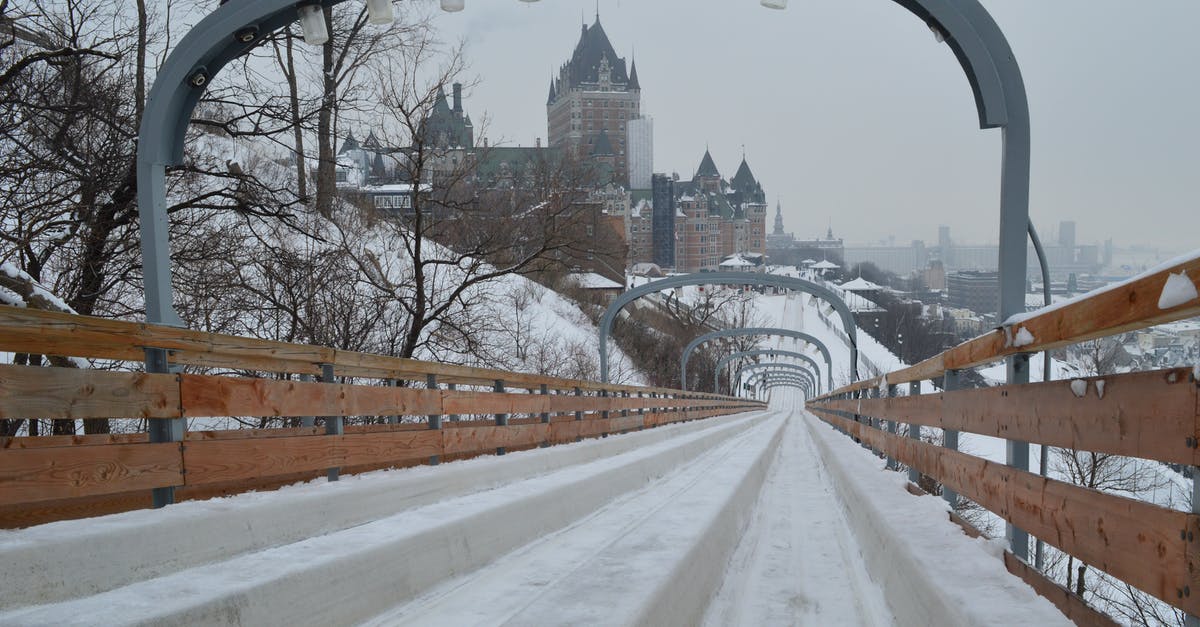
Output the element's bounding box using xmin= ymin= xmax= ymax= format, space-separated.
xmin=547 ymin=15 xmax=640 ymax=185
xmin=773 ymin=200 xmax=785 ymax=236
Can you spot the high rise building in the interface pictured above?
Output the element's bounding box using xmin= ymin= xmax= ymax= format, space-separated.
xmin=627 ymin=117 xmax=653 ymax=189
xmin=547 ymin=15 xmax=641 ymax=185
xmin=651 ymin=174 xmax=676 ymax=269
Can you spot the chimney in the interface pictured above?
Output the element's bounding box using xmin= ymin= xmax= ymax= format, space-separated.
xmin=536 ymin=137 xmax=542 ymax=148
xmin=452 ymin=82 xmax=462 ymax=113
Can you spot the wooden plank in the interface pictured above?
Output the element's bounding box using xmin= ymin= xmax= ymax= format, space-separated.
xmin=441 ymin=424 xmax=548 ymax=456
xmin=812 ymin=409 xmax=1198 ymax=616
xmin=180 ymin=375 xmax=446 ymax=418
xmin=0 ymin=442 xmax=182 ymax=505
xmin=0 ymin=365 xmax=180 ymax=420
xmin=443 ymin=391 xmax=549 ymax=416
xmin=182 ymin=436 xmax=337 ymax=485
xmin=3 ymin=432 xmax=149 ymax=449
xmin=180 ymin=375 xmax=334 ymax=418
xmin=825 ymin=368 xmax=1198 ymax=465
xmin=336 ymin=430 xmax=442 ymax=467
xmin=548 ymin=421 xmax=583 ymax=444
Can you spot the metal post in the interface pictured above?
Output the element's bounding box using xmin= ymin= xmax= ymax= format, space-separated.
xmin=637 ymin=391 xmax=645 ymax=430
xmin=539 ymin=384 xmax=550 ymax=448
xmin=427 ymin=374 xmax=441 ymax=465
xmin=299 ymin=373 xmax=316 ymax=427
xmin=145 ymin=347 xmax=183 ymax=508
xmin=320 ymin=363 xmax=342 ymax=481
xmin=447 ymin=383 xmax=459 ymax=422
xmin=907 ymin=381 xmax=921 ymax=485
xmin=943 ymin=370 xmax=961 ymax=507
xmin=386 ymin=378 xmax=399 ymax=425
xmin=494 ymin=379 xmax=507 ymax=455
xmin=1029 ymin=219 xmax=1053 ymax=571
xmin=573 ymin=387 xmax=583 ymax=442
xmin=885 ymin=383 xmax=898 ymax=471
xmin=1006 ymin=355 xmax=1031 ymax=560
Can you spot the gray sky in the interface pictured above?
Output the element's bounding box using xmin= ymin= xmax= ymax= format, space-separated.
xmin=433 ymin=0 xmax=1197 ymax=252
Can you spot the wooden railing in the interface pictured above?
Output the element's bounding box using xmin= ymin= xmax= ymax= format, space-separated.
xmin=0 ymin=306 xmax=763 ymax=528
xmin=807 ymin=253 xmax=1200 ymax=621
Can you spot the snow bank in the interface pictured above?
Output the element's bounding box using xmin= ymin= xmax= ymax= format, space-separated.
xmin=802 ymin=412 xmax=1071 ymax=627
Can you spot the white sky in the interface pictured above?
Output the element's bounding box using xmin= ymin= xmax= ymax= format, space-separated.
xmin=431 ymin=0 xmax=1198 ymax=252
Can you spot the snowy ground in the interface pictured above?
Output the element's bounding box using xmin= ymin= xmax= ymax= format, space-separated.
xmin=0 ymin=406 xmax=1072 ymax=626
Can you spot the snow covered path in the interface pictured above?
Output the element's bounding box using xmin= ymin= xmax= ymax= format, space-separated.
xmin=703 ymin=410 xmax=893 ymax=626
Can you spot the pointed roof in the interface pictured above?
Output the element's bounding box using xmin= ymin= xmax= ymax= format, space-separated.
xmin=433 ymin=86 xmax=452 ymax=115
xmin=628 ymin=59 xmax=640 ymax=90
xmin=363 ymin=130 xmax=381 ymax=150
xmin=338 ymin=131 xmax=359 ymax=155
xmin=546 ymin=77 xmax=557 ymax=105
xmin=563 ymin=16 xmax=630 ymax=89
xmin=730 ymin=157 xmax=757 ymax=191
xmin=695 ymin=149 xmax=720 ymax=178
xmin=591 ymin=129 xmax=614 ymax=156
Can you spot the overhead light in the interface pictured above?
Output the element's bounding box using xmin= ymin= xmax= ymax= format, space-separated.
xmin=761 ymin=0 xmax=787 ymax=8
xmin=366 ymin=0 xmax=394 ymax=24
xmin=441 ymin=0 xmax=465 ymax=11
xmin=297 ymin=4 xmax=329 ymax=46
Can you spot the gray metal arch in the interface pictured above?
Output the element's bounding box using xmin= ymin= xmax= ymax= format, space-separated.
xmin=682 ymin=328 xmax=834 ymax=392
xmin=716 ymin=349 xmax=823 ymax=395
xmin=742 ymin=366 xmax=817 ymax=393
xmin=598 ymin=273 xmax=857 ymax=383
xmin=739 ymin=362 xmax=818 ymax=389
xmin=755 ymin=376 xmax=812 ymax=397
xmin=743 ymin=370 xmax=817 ymax=400
xmin=137 ymin=0 xmax=347 ymax=326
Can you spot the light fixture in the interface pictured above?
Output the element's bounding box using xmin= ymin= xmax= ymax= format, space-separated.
xmin=761 ymin=0 xmax=787 ymax=8
xmin=441 ymin=0 xmax=464 ymax=11
xmin=366 ymin=0 xmax=394 ymax=24
xmin=297 ymin=3 xmax=329 ymax=46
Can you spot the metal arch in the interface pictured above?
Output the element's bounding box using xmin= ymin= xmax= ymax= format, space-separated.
xmin=598 ymin=273 xmax=857 ymax=383
xmin=681 ymin=327 xmax=834 ymax=392
xmin=744 ymin=372 xmax=816 ymax=400
xmin=741 ymin=366 xmax=817 ymax=393
xmin=755 ymin=377 xmax=812 ymax=397
xmin=137 ymin=0 xmax=348 ymax=326
xmin=715 ymin=349 xmax=823 ymax=395
xmin=738 ymin=362 xmax=819 ymax=388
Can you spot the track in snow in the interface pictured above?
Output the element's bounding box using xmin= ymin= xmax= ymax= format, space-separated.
xmin=368 ymin=411 xmax=894 ymax=626
xmin=703 ymin=410 xmax=893 ymax=626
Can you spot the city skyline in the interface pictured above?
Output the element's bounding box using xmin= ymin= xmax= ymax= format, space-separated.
xmin=434 ymin=0 xmax=1197 ymax=253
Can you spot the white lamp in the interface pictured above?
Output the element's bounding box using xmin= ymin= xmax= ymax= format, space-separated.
xmin=761 ymin=0 xmax=787 ymax=8
xmin=297 ymin=4 xmax=329 ymax=46
xmin=366 ymin=0 xmax=394 ymax=24
xmin=441 ymin=0 xmax=464 ymax=11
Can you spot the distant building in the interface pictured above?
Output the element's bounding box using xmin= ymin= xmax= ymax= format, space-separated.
xmin=627 ymin=117 xmax=653 ymax=190
xmin=946 ymin=270 xmax=1000 ymax=317
xmin=547 ymin=15 xmax=640 ymax=185
xmin=667 ymin=149 xmax=768 ymax=273
xmin=651 ymin=173 xmax=676 ymax=269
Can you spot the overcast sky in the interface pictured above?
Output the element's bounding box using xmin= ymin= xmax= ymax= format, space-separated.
xmin=430 ymin=0 xmax=1197 ymax=252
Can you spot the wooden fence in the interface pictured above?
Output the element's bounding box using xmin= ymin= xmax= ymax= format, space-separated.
xmin=807 ymin=253 xmax=1200 ymax=620
xmin=0 ymin=306 xmax=763 ymax=528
